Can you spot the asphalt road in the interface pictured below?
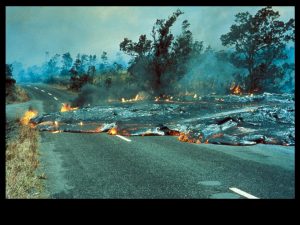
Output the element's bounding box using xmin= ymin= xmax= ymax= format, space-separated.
xmin=15 ymin=83 xmax=295 ymax=199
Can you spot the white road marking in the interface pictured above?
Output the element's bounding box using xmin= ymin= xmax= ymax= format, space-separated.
xmin=34 ymin=87 xmax=39 ymax=90
xmin=116 ymin=135 xmax=132 ymax=142
xmin=53 ymin=97 xmax=58 ymax=101
xmin=229 ymin=187 xmax=259 ymax=199
xmin=41 ymin=89 xmax=45 ymax=92
xmin=48 ymin=93 xmax=52 ymax=96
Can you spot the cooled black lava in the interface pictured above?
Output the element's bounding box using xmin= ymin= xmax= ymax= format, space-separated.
xmin=30 ymin=93 xmax=295 ymax=146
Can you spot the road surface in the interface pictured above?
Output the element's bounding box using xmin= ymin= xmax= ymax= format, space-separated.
xmin=7 ymin=83 xmax=294 ymax=199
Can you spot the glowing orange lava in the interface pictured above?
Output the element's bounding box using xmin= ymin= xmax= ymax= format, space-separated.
xmin=108 ymin=127 xmax=118 ymax=135
xmin=61 ymin=103 xmax=78 ymax=112
xmin=20 ymin=109 xmax=38 ymax=126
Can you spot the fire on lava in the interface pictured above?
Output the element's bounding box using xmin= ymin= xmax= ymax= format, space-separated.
xmin=61 ymin=103 xmax=79 ymax=112
xmin=20 ymin=108 xmax=38 ymax=127
xmin=230 ymin=83 xmax=242 ymax=95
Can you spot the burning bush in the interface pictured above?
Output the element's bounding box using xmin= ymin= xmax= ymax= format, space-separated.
xmin=20 ymin=108 xmax=38 ymax=126
xmin=61 ymin=103 xmax=79 ymax=112
xmin=230 ymin=83 xmax=242 ymax=95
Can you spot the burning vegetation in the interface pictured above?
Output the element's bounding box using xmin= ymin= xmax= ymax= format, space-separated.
xmin=230 ymin=83 xmax=242 ymax=95
xmin=20 ymin=108 xmax=38 ymax=126
xmin=121 ymin=94 xmax=143 ymax=103
xmin=60 ymin=103 xmax=79 ymax=112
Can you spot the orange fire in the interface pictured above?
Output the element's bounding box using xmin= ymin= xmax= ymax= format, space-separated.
xmin=51 ymin=130 xmax=62 ymax=134
xmin=178 ymin=132 xmax=190 ymax=142
xmin=178 ymin=132 xmax=198 ymax=143
xmin=20 ymin=109 xmax=38 ymax=126
xmin=121 ymin=94 xmax=143 ymax=103
xmin=108 ymin=127 xmax=118 ymax=135
xmin=230 ymin=83 xmax=242 ymax=95
xmin=154 ymin=95 xmax=174 ymax=102
xmin=60 ymin=103 xmax=78 ymax=112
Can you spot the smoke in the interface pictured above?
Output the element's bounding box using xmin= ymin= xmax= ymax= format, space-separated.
xmin=71 ymin=80 xmax=149 ymax=107
xmin=72 ymin=84 xmax=105 ymax=107
xmin=178 ymin=50 xmax=245 ymax=95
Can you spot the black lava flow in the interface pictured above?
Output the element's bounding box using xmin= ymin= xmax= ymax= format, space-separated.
xmin=30 ymin=93 xmax=295 ymax=146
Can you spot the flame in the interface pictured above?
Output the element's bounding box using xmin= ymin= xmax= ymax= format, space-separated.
xmin=51 ymin=130 xmax=62 ymax=134
xmin=178 ymin=132 xmax=190 ymax=142
xmin=193 ymin=94 xmax=197 ymax=99
xmin=205 ymin=140 xmax=209 ymax=144
xmin=178 ymin=132 xmax=197 ymax=143
xmin=79 ymin=121 xmax=83 ymax=126
xmin=154 ymin=95 xmax=174 ymax=102
xmin=121 ymin=94 xmax=143 ymax=103
xmin=230 ymin=83 xmax=242 ymax=95
xmin=108 ymin=127 xmax=118 ymax=135
xmin=20 ymin=109 xmax=38 ymax=126
xmin=61 ymin=103 xmax=78 ymax=112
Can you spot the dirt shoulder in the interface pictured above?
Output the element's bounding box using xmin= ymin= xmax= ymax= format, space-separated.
xmin=6 ymin=100 xmax=48 ymax=198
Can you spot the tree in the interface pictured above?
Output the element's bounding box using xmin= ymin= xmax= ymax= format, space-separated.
xmin=99 ymin=51 xmax=108 ymax=72
xmin=6 ymin=64 xmax=13 ymax=78
xmin=45 ymin=54 xmax=61 ymax=77
xmin=73 ymin=54 xmax=82 ymax=73
xmin=61 ymin=52 xmax=73 ymax=76
xmin=150 ymin=9 xmax=184 ymax=93
xmin=220 ymin=6 xmax=295 ymax=93
xmin=6 ymin=64 xmax=16 ymax=97
xmin=120 ymin=9 xmax=200 ymax=95
xmin=87 ymin=55 xmax=97 ymax=77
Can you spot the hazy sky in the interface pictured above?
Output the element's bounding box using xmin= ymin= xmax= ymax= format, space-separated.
xmin=6 ymin=6 xmax=294 ymax=67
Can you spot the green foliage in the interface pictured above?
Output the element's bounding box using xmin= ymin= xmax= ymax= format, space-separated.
xmin=6 ymin=64 xmax=16 ymax=97
xmin=60 ymin=52 xmax=73 ymax=76
xmin=220 ymin=6 xmax=295 ymax=93
xmin=120 ymin=9 xmax=203 ymax=95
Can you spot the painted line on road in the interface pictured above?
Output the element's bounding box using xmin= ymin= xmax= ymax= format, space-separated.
xmin=48 ymin=92 xmax=52 ymax=96
xmin=229 ymin=187 xmax=259 ymax=199
xmin=116 ymin=135 xmax=132 ymax=142
xmin=53 ymin=97 xmax=58 ymax=101
xmin=34 ymin=87 xmax=39 ymax=90
xmin=41 ymin=89 xmax=45 ymax=92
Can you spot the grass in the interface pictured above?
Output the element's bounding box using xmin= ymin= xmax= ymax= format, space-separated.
xmin=6 ymin=85 xmax=30 ymax=104
xmin=6 ymin=124 xmax=48 ymax=199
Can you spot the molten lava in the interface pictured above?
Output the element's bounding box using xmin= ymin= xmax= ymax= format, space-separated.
xmin=178 ymin=132 xmax=198 ymax=143
xmin=20 ymin=109 xmax=38 ymax=126
xmin=51 ymin=130 xmax=62 ymax=134
xmin=108 ymin=127 xmax=118 ymax=135
xmin=168 ymin=130 xmax=181 ymax=136
xmin=230 ymin=83 xmax=242 ymax=95
xmin=61 ymin=103 xmax=78 ymax=112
